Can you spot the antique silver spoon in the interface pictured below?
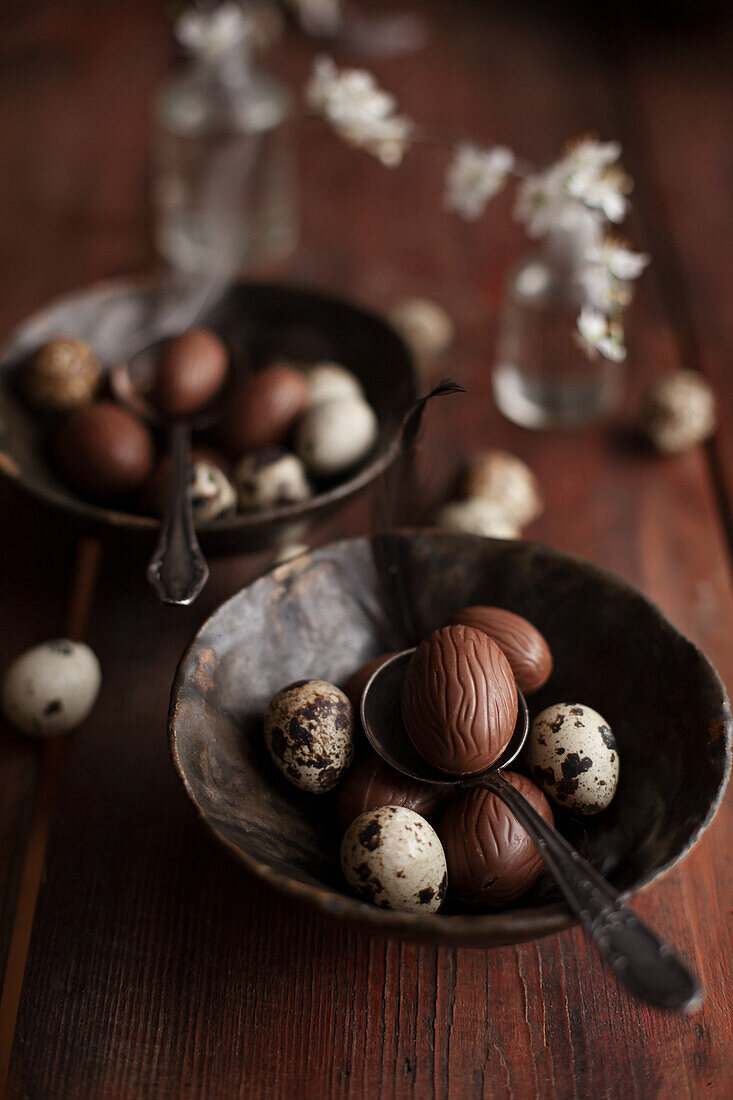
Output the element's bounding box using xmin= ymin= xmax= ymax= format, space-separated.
xmin=361 ymin=648 xmax=702 ymax=1013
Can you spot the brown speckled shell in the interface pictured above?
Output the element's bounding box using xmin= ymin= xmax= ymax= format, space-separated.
xmin=336 ymin=751 xmax=446 ymax=831
xmin=27 ymin=337 xmax=101 ymax=412
xmin=152 ymin=328 xmax=229 ymax=418
xmin=439 ymin=772 xmax=554 ymax=907
xmin=401 ymin=625 xmax=518 ymax=776
xmin=264 ymin=679 xmax=354 ymax=794
xmin=53 ymin=401 xmax=154 ymax=497
xmin=220 ymin=364 xmax=309 ymax=457
xmin=445 ymin=606 xmax=552 ymax=694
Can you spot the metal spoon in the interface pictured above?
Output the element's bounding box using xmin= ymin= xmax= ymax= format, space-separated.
xmin=111 ymin=340 xmax=224 ymax=606
xmin=361 ymin=649 xmax=702 ymax=1013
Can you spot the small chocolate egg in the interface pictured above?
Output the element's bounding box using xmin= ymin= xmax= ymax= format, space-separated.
xmin=152 ymin=328 xmax=229 ymax=418
xmin=401 ymin=625 xmax=518 ymax=776
xmin=461 ymin=450 xmax=542 ymax=527
xmin=234 ymin=448 xmax=312 ymax=511
xmin=2 ymin=639 xmax=101 ymax=737
xmin=340 ymin=806 xmax=448 ymax=913
xmin=343 ymin=652 xmax=397 ymax=711
xmin=220 ymin=364 xmax=309 ymax=457
xmin=26 ymin=337 xmax=101 ymax=412
xmin=444 ymin=606 xmax=552 ymax=694
xmin=303 ymin=362 xmax=363 ymax=406
xmin=434 ymin=498 xmax=520 ymax=539
xmin=526 ymin=703 xmax=619 ymax=814
xmin=438 ymin=772 xmax=553 ymax=907
xmin=53 ymin=401 xmax=154 ymax=497
xmin=264 ymin=680 xmax=354 ymax=793
xmin=337 ymin=751 xmax=446 ymax=831
xmin=294 ymin=395 xmax=378 ymax=477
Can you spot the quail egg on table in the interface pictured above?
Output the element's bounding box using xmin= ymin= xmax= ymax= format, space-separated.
xmin=461 ymin=450 xmax=543 ymax=528
xmin=264 ymin=680 xmax=355 ymax=793
xmin=235 ymin=449 xmax=312 ymax=511
xmin=434 ymin=498 xmax=520 ymax=539
xmin=525 ymin=702 xmax=619 ymax=814
xmin=388 ymin=298 xmax=454 ymax=360
xmin=2 ymin=639 xmax=102 ymax=736
xmin=295 ymin=396 xmax=378 ymax=477
xmin=340 ymin=806 xmax=448 ymax=914
xmin=303 ymin=362 xmax=364 ymax=406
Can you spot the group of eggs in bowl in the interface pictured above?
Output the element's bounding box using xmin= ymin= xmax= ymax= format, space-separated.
xmin=169 ymin=532 xmax=731 ymax=946
xmin=0 ymin=279 xmax=417 ymax=553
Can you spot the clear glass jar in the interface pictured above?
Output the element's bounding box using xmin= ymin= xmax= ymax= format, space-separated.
xmin=152 ymin=43 xmax=297 ymax=276
xmin=492 ymin=223 xmax=624 ymax=429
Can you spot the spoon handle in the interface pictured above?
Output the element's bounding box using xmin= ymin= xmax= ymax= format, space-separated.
xmin=479 ymin=771 xmax=702 ymax=1012
xmin=147 ymin=422 xmax=209 ymax=606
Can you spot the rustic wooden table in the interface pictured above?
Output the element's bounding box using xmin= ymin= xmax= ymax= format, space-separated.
xmin=0 ymin=1 xmax=731 ymax=1097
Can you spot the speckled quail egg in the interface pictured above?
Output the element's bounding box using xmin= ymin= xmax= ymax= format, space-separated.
xmin=641 ymin=370 xmax=716 ymax=455
xmin=340 ymin=806 xmax=448 ymax=914
xmin=525 ymin=702 xmax=619 ymax=814
xmin=235 ymin=449 xmax=312 ymax=511
xmin=264 ymin=680 xmax=355 ymax=793
xmin=461 ymin=450 xmax=543 ymax=528
xmin=434 ymin=498 xmax=520 ymax=539
xmin=295 ymin=396 xmax=378 ymax=477
xmin=189 ymin=460 xmax=237 ymax=523
xmin=2 ymin=639 xmax=102 ymax=737
xmin=388 ymin=298 xmax=454 ymax=360
xmin=303 ymin=362 xmax=364 ymax=406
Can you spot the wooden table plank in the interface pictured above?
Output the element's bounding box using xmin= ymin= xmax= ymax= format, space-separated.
xmin=1 ymin=2 xmax=731 ymax=1098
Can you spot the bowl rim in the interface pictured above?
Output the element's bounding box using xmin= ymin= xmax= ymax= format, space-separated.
xmin=168 ymin=529 xmax=732 ymax=946
xmin=0 ymin=274 xmax=418 ymax=533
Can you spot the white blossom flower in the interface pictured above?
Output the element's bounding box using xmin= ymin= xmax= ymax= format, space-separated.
xmin=585 ymin=239 xmax=650 ymax=281
xmin=513 ymin=165 xmax=576 ymax=238
xmin=306 ymin=57 xmax=413 ymax=165
xmin=176 ymin=2 xmax=250 ymax=59
xmin=576 ymin=307 xmax=626 ymax=362
xmin=444 ymin=144 xmax=515 ymax=220
xmin=561 ymin=138 xmax=631 ymax=223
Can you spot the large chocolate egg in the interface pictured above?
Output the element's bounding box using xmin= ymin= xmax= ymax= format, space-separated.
xmin=152 ymin=328 xmax=229 ymax=418
xmin=53 ymin=401 xmax=154 ymax=497
xmin=438 ymin=772 xmax=553 ymax=907
xmin=336 ymin=751 xmax=446 ymax=831
xmin=445 ymin=606 xmax=552 ymax=694
xmin=220 ymin=364 xmax=309 ymax=457
xmin=401 ymin=625 xmax=518 ymax=776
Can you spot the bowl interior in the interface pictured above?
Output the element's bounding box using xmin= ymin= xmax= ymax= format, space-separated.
xmin=169 ymin=531 xmax=731 ymax=946
xmin=0 ymin=279 xmax=417 ymax=547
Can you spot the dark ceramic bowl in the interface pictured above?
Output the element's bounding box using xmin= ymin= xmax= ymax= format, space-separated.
xmin=0 ymin=278 xmax=417 ymax=553
xmin=169 ymin=531 xmax=731 ymax=947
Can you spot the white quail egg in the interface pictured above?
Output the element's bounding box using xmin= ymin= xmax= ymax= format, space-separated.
xmin=389 ymin=298 xmax=454 ymax=360
xmin=641 ymin=370 xmax=716 ymax=454
xmin=462 ymin=450 xmax=542 ymax=527
xmin=295 ymin=396 xmax=378 ymax=477
xmin=2 ymin=639 xmax=102 ymax=737
xmin=235 ymin=449 xmax=312 ymax=511
xmin=189 ymin=460 xmax=237 ymax=524
xmin=341 ymin=806 xmax=448 ymax=914
xmin=264 ymin=679 xmax=355 ymax=793
xmin=525 ymin=702 xmax=619 ymax=814
xmin=434 ymin=498 xmax=520 ymax=539
xmin=303 ymin=362 xmax=364 ymax=406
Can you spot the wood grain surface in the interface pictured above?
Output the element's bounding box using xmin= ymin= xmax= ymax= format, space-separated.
xmin=0 ymin=1 xmax=731 ymax=1097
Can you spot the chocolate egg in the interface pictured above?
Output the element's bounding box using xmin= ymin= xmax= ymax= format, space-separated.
xmin=445 ymin=606 xmax=552 ymax=694
xmin=264 ymin=679 xmax=354 ymax=793
xmin=343 ymin=652 xmax=397 ymax=711
xmin=220 ymin=364 xmax=309 ymax=457
xmin=438 ymin=772 xmax=553 ymax=907
xmin=401 ymin=625 xmax=518 ymax=776
xmin=152 ymin=328 xmax=229 ymax=418
xmin=337 ymin=751 xmax=445 ymax=831
xmin=53 ymin=401 xmax=154 ymax=497
xmin=26 ymin=337 xmax=102 ymax=412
